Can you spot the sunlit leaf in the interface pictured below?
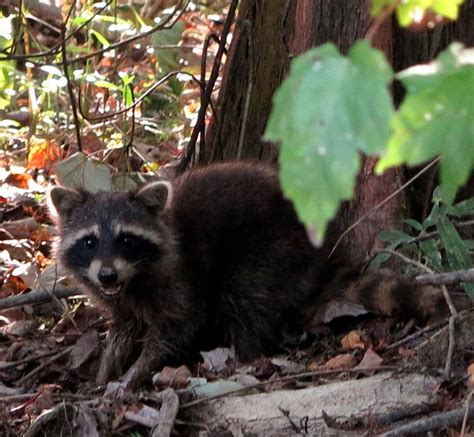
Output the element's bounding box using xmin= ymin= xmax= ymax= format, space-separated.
xmin=377 ymin=44 xmax=474 ymax=204
xmin=266 ymin=41 xmax=393 ymax=242
xmin=370 ymin=0 xmax=465 ymax=26
xmin=55 ymin=152 xmax=112 ymax=193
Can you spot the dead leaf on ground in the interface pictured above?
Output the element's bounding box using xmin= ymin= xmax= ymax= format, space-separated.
xmin=270 ymin=357 xmax=305 ymax=374
xmin=24 ymin=384 xmax=59 ymax=415
xmin=4 ymin=173 xmax=31 ymax=189
xmin=467 ymin=362 xmax=474 ymax=388
xmin=398 ymin=346 xmax=416 ymax=358
xmin=341 ymin=330 xmax=366 ymax=350
xmin=355 ymin=348 xmax=383 ymax=369
xmin=70 ymin=329 xmax=99 ymax=370
xmin=153 ymin=365 xmax=191 ymax=389
xmin=324 ymin=354 xmax=358 ymax=370
xmin=200 ymin=347 xmax=235 ymax=373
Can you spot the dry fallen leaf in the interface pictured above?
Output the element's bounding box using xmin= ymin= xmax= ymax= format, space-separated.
xmin=467 ymin=362 xmax=474 ymax=388
xmin=324 ymin=354 xmax=358 ymax=369
xmin=341 ymin=330 xmax=366 ymax=350
xmin=153 ymin=365 xmax=191 ymax=389
xmin=398 ymin=346 xmax=416 ymax=358
xmin=356 ymin=348 xmax=383 ymax=369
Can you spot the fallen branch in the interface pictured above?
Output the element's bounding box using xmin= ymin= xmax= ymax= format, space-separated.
xmin=0 ymin=288 xmax=82 ymax=310
xmin=380 ymin=405 xmax=474 ymax=437
xmin=16 ymin=346 xmax=74 ymax=386
xmin=416 ymin=268 xmax=474 ymax=286
xmin=152 ymin=388 xmax=180 ymax=437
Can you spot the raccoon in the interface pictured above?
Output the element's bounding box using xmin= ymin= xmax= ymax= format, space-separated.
xmin=50 ymin=162 xmax=447 ymax=389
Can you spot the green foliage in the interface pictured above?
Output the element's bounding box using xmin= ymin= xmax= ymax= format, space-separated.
xmin=371 ymin=0 xmax=465 ymax=26
xmin=265 ymin=41 xmax=394 ymax=243
xmin=377 ymin=44 xmax=474 ymax=203
xmin=152 ymin=22 xmax=186 ymax=73
xmin=371 ymin=191 xmax=474 ymax=297
xmin=269 ymin=41 xmax=473 ymax=242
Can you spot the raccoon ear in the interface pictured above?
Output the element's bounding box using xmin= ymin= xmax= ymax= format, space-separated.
xmin=49 ymin=186 xmax=86 ymax=218
xmin=135 ymin=181 xmax=172 ymax=213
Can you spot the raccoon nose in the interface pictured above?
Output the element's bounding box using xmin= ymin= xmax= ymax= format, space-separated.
xmin=98 ymin=267 xmax=118 ymax=285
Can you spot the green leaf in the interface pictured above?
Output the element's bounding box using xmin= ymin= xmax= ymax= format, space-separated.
xmin=422 ymin=203 xmax=440 ymax=229
xmin=123 ymin=84 xmax=133 ymax=107
xmin=448 ymin=197 xmax=474 ymax=217
xmin=152 ymin=22 xmax=185 ymax=73
xmin=379 ymin=229 xmax=413 ymax=246
xmin=371 ymin=0 xmax=465 ymax=25
xmin=432 ymin=0 xmax=465 ymax=19
xmin=419 ymin=239 xmax=443 ymax=272
xmin=437 ymin=216 xmax=474 ymax=297
xmin=90 ymin=29 xmax=110 ymax=48
xmin=265 ymin=41 xmax=393 ymax=241
xmin=405 ymin=219 xmax=423 ymax=231
xmin=377 ymin=44 xmax=474 ymax=204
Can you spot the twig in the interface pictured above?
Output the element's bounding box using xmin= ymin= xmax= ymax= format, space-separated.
xmin=0 ymin=349 xmax=60 ymax=370
xmin=16 ymin=346 xmax=74 ymax=386
xmin=236 ymin=20 xmax=254 ymax=160
xmin=180 ymin=366 xmax=396 ymax=410
xmin=56 ymin=0 xmax=190 ymax=66
xmin=380 ymin=405 xmax=474 ymax=437
xmin=416 ymin=268 xmax=474 ymax=286
xmin=78 ymin=71 xmax=202 ymax=122
xmin=0 ymin=287 xmax=82 ymax=310
xmin=60 ymin=5 xmax=82 ymax=152
xmin=177 ymin=0 xmax=239 ymax=173
xmin=461 ymin=390 xmax=473 ymax=437
xmin=365 ymin=0 xmax=402 ymax=41
xmin=383 ymin=318 xmax=449 ymax=351
xmin=0 ymin=393 xmax=36 ymax=403
xmin=329 ymin=158 xmax=440 ymax=258
xmin=152 ymin=388 xmax=180 ymax=437
xmin=403 ymin=220 xmax=474 ymax=247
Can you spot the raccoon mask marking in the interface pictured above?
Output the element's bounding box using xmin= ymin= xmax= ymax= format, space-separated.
xmin=50 ymin=182 xmax=172 ymax=300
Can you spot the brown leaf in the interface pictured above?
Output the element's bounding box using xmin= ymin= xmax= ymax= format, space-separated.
xmin=27 ymin=137 xmax=61 ymax=172
xmin=356 ymin=348 xmax=383 ymax=369
xmin=398 ymin=346 xmax=416 ymax=358
xmin=153 ymin=365 xmax=191 ymax=389
xmin=5 ymin=173 xmax=31 ymax=189
xmin=70 ymin=329 xmax=99 ymax=370
xmin=324 ymin=354 xmax=358 ymax=369
xmin=341 ymin=330 xmax=366 ymax=350
xmin=467 ymin=362 xmax=474 ymax=388
xmin=200 ymin=347 xmax=235 ymax=373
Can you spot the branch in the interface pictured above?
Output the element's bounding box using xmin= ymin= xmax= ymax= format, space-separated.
xmin=380 ymin=405 xmax=474 ymax=437
xmin=177 ymin=0 xmax=239 ymax=173
xmin=0 ymin=287 xmax=82 ymax=310
xmin=416 ymin=268 xmax=474 ymax=286
xmin=60 ymin=4 xmax=82 ymax=152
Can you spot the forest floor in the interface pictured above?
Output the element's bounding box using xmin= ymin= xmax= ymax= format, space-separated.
xmin=0 ymin=186 xmax=472 ymax=435
xmin=0 ymin=1 xmax=473 ymax=435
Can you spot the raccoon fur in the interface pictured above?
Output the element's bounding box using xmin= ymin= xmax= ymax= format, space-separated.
xmin=49 ymin=162 xmax=447 ymax=389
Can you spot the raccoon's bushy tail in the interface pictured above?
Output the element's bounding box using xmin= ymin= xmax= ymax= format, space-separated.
xmin=319 ymin=262 xmax=449 ymax=324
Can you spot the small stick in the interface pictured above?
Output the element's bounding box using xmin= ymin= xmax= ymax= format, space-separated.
xmin=380 ymin=405 xmax=474 ymax=437
xmin=16 ymin=346 xmax=73 ymax=386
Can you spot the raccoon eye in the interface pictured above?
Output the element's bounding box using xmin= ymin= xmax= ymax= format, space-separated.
xmin=83 ymin=237 xmax=96 ymax=249
xmin=119 ymin=235 xmax=135 ymax=246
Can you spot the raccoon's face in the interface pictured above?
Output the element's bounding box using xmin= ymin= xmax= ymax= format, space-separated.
xmin=49 ymin=181 xmax=173 ymax=299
